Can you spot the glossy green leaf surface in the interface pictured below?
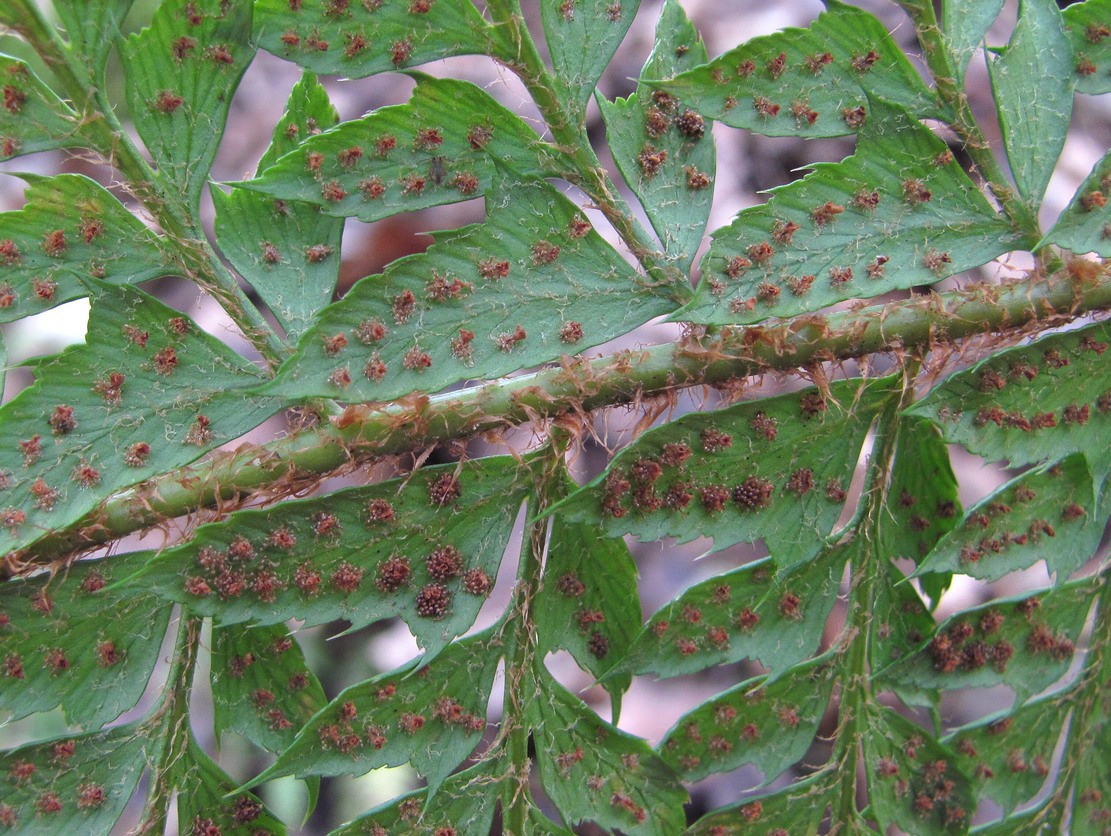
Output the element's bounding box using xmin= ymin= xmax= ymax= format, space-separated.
xmin=1063 ymin=0 xmax=1111 ymax=95
xmin=253 ymin=0 xmax=494 ymax=79
xmin=231 ymin=76 xmax=558 ymax=224
xmin=914 ymin=455 xmax=1107 ymax=584
xmin=529 ymin=669 xmax=687 ymax=835
xmin=652 ymin=0 xmax=940 ymax=139
xmin=136 ymin=458 xmax=526 ymax=653
xmin=987 ymin=0 xmax=1073 ymax=206
xmin=659 ymin=653 xmax=836 ymax=784
xmin=550 ymin=379 xmax=884 ymax=568
xmin=0 ymin=283 xmax=277 ymax=556
xmin=261 ymin=178 xmax=673 ymax=402
xmin=120 ymin=0 xmax=256 ymax=210
xmin=609 ymin=547 xmax=847 ymax=681
xmin=1041 ymin=147 xmax=1111 ymax=257
xmin=0 ymin=174 xmax=171 ymax=324
xmin=906 ymin=321 xmax=1111 ymax=472
xmin=0 ymin=551 xmax=170 ymax=728
xmin=679 ymin=98 xmax=1022 ymax=325
xmin=597 ymin=0 xmax=713 ymax=274
xmin=0 ymin=56 xmax=82 ymax=161
xmin=211 ymin=623 xmax=327 ymax=756
xmin=0 ymin=722 xmax=155 ymax=835
xmin=214 ymin=72 xmax=343 ymax=343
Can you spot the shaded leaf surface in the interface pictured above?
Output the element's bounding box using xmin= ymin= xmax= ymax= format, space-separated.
xmin=0 ymin=56 xmax=82 ymax=161
xmin=0 ymin=282 xmax=277 ymax=556
xmin=246 ymin=630 xmax=497 ymax=798
xmin=176 ymin=736 xmax=285 ymax=836
xmin=211 ymin=623 xmax=327 ymax=756
xmin=653 ymin=0 xmax=939 ymax=139
xmin=262 ymin=179 xmax=674 ymax=402
xmin=529 ymin=669 xmax=687 ymax=835
xmin=53 ymin=0 xmax=136 ymax=81
xmin=254 ymin=0 xmax=494 ymax=79
xmin=526 ymin=805 xmax=577 ymax=835
xmin=941 ymin=0 xmax=1005 ymax=86
xmin=914 ymin=455 xmax=1107 ymax=584
xmin=214 ymin=72 xmax=343 ymax=343
xmin=987 ymin=0 xmax=1073 ymax=205
xmin=0 ymin=722 xmax=154 ymax=836
xmin=1063 ymin=0 xmax=1111 ymax=95
xmin=0 ymin=174 xmax=171 ymax=324
xmin=0 ymin=551 xmax=171 ymax=729
xmin=945 ymin=694 xmax=1066 ymax=816
xmin=538 ymin=503 xmax=640 ymax=711
xmin=137 ymin=458 xmax=526 ymax=653
xmin=1041 ymin=147 xmax=1111 ymax=257
xmin=120 ymin=0 xmax=256 ymax=209
xmin=549 ymin=379 xmax=884 ymax=568
xmin=880 ymin=578 xmax=1098 ymax=705
xmin=684 ymin=771 xmax=835 ymax=834
xmin=883 ymin=418 xmax=962 ymax=565
xmin=863 ymin=706 xmax=973 ymax=833
xmin=329 ymin=756 xmax=502 ymax=836
xmin=870 ymin=559 xmax=936 ymax=675
xmin=609 ymin=548 xmax=847 ymax=681
xmin=597 ymin=0 xmax=714 ymax=274
xmin=906 ymin=320 xmax=1111 ymax=472
xmin=1069 ymin=635 xmax=1111 ymax=836
xmin=542 ymin=0 xmax=640 ymax=123
xmin=659 ymin=653 xmax=836 ymax=784
xmin=881 ymin=417 xmax=961 ymax=607
xmin=233 ymin=76 xmax=557 ymax=224
xmin=679 ymin=99 xmax=1021 ymax=325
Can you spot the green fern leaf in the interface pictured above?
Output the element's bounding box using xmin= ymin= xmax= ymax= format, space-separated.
xmin=597 ymin=0 xmax=714 ymax=274
xmin=136 ymin=458 xmax=527 ymax=653
xmin=677 ymin=98 xmax=1022 ymax=325
xmin=0 ymin=283 xmax=277 ymax=555
xmin=0 ymin=174 xmax=172 ymax=324
xmin=0 ymin=551 xmax=171 ymax=728
xmin=652 ymin=0 xmax=941 ymax=139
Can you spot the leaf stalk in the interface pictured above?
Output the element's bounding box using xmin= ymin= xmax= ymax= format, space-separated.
xmin=896 ymin=0 xmax=1042 ymax=244
xmin=8 ymin=262 xmax=1111 ymax=571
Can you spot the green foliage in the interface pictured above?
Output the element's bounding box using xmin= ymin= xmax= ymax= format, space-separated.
xmin=677 ymin=97 xmax=1023 ymax=325
xmin=0 ymin=0 xmax=1108 ymax=834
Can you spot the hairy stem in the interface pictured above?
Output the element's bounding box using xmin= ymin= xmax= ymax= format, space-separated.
xmin=9 ymin=262 xmax=1111 ymax=569
xmin=5 ymin=0 xmax=287 ymax=368
xmin=499 ymin=444 xmax=565 ymax=834
xmin=895 ymin=0 xmax=1041 ymax=244
xmin=834 ymin=381 xmax=908 ymax=823
xmin=135 ymin=614 xmax=201 ymax=835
